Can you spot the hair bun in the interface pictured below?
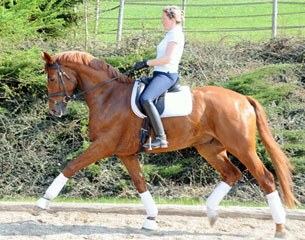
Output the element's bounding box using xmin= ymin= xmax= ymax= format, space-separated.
xmin=163 ymin=5 xmax=184 ymax=24
xmin=180 ymin=10 xmax=185 ymax=18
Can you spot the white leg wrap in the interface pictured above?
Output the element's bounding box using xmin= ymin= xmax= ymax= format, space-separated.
xmin=139 ymin=191 xmax=158 ymax=217
xmin=266 ymin=190 xmax=286 ymax=224
xmin=206 ymin=181 xmax=232 ymax=210
xmin=36 ymin=197 xmax=51 ymax=209
xmin=44 ymin=173 xmax=69 ymax=200
xmin=142 ymin=218 xmax=158 ymax=230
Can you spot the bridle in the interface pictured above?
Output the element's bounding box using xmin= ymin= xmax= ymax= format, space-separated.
xmin=47 ymin=61 xmax=135 ymax=103
xmin=47 ymin=61 xmax=77 ymax=103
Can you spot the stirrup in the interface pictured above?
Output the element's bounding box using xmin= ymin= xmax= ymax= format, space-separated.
xmin=143 ymin=136 xmax=168 ymax=150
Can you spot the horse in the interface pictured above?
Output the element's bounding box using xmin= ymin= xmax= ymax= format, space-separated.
xmin=37 ymin=50 xmax=297 ymax=238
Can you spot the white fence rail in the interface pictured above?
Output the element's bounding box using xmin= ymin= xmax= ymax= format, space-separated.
xmin=108 ymin=0 xmax=305 ymax=45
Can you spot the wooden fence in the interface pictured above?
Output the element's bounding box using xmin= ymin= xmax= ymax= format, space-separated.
xmin=95 ymin=0 xmax=305 ymax=47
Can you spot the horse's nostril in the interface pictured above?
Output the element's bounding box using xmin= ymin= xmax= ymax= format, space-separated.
xmin=49 ymin=109 xmax=57 ymax=115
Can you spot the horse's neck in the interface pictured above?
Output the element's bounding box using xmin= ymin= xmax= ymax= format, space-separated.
xmin=77 ymin=68 xmax=132 ymax=109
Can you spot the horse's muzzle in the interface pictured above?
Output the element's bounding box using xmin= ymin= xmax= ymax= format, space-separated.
xmin=49 ymin=101 xmax=68 ymax=117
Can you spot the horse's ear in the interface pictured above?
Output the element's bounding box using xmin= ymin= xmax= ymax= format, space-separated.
xmin=41 ymin=51 xmax=54 ymax=64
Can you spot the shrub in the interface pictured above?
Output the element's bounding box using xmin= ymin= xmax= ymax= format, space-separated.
xmin=0 ymin=37 xmax=304 ymax=203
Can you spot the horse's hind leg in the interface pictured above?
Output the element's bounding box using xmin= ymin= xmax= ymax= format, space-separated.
xmin=120 ymin=154 xmax=158 ymax=230
xmin=231 ymin=149 xmax=287 ymax=238
xmin=195 ymin=139 xmax=242 ymax=226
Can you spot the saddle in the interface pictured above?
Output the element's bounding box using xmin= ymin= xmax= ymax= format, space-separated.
xmin=131 ymin=77 xmax=192 ymax=118
xmin=131 ymin=76 xmax=193 ymax=152
xmin=135 ymin=76 xmax=182 ymax=115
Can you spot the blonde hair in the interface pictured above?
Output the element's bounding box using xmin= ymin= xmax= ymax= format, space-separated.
xmin=163 ymin=6 xmax=185 ymax=24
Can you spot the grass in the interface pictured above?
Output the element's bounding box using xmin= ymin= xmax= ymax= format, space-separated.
xmin=222 ymin=64 xmax=294 ymax=105
xmin=0 ymin=197 xmax=269 ymax=207
xmin=70 ymin=0 xmax=305 ymax=45
xmin=2 ymin=197 xmax=305 ymax=209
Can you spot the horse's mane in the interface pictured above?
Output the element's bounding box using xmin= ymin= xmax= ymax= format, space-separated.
xmin=54 ymin=51 xmax=134 ymax=84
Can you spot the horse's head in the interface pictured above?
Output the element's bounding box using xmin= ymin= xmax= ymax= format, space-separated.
xmin=42 ymin=52 xmax=78 ymax=117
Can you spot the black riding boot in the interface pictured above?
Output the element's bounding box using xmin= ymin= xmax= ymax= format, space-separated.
xmin=142 ymin=101 xmax=168 ymax=149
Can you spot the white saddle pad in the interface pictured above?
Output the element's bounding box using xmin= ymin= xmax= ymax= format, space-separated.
xmin=131 ymin=80 xmax=193 ymax=118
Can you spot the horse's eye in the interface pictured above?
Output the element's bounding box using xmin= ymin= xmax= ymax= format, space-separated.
xmin=49 ymin=78 xmax=56 ymax=82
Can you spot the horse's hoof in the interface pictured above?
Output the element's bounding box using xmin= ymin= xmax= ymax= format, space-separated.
xmin=36 ymin=197 xmax=50 ymax=210
xmin=30 ymin=206 xmax=45 ymax=216
xmin=274 ymin=230 xmax=290 ymax=239
xmin=142 ymin=218 xmax=158 ymax=230
xmin=207 ymin=207 xmax=218 ymax=227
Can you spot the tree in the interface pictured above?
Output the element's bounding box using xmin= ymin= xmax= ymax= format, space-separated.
xmin=83 ymin=0 xmax=89 ymax=51
xmin=0 ymin=0 xmax=82 ymax=41
xmin=93 ymin=0 xmax=100 ymax=52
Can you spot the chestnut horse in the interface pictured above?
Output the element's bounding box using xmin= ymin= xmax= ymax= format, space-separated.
xmin=37 ymin=51 xmax=297 ymax=238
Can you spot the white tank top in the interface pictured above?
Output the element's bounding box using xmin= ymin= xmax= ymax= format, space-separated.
xmin=154 ymin=26 xmax=185 ymax=73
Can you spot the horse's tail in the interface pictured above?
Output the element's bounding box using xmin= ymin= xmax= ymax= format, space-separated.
xmin=246 ymin=96 xmax=298 ymax=209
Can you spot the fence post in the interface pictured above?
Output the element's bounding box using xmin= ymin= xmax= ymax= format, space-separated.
xmin=117 ymin=0 xmax=125 ymax=50
xmin=182 ymin=0 xmax=186 ymax=30
xmin=272 ymin=0 xmax=277 ymax=39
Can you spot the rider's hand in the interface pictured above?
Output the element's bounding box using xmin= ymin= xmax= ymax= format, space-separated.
xmin=133 ymin=60 xmax=149 ymax=71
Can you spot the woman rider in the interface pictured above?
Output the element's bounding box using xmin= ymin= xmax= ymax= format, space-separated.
xmin=133 ymin=6 xmax=185 ymax=150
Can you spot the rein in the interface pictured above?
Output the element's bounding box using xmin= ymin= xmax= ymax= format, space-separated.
xmin=72 ymin=74 xmax=120 ymax=100
xmin=48 ymin=61 xmax=134 ymax=103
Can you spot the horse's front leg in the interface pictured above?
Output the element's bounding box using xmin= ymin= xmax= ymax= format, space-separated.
xmin=36 ymin=140 xmax=111 ymax=209
xmin=120 ymin=154 xmax=158 ymax=230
